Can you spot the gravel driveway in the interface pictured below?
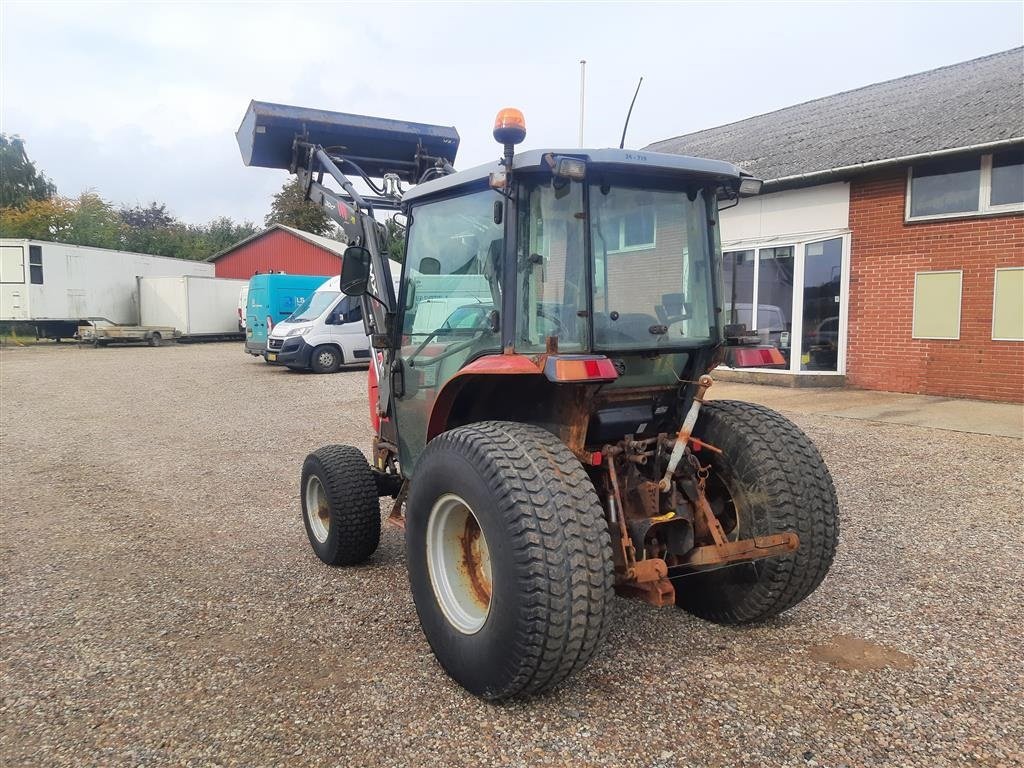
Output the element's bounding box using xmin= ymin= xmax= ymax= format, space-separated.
xmin=1 ymin=343 xmax=1021 ymax=767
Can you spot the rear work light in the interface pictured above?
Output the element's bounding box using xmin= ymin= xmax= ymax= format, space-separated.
xmin=543 ymin=355 xmax=619 ymax=383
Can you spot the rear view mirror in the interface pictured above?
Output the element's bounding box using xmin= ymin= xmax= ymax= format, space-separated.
xmin=341 ymin=246 xmax=371 ymax=296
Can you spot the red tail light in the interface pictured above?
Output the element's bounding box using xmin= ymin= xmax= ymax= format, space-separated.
xmin=543 ymin=355 xmax=618 ymax=383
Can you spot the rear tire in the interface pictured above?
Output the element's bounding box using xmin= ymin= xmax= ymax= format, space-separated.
xmin=148 ymin=332 xmax=162 ymax=347
xmin=676 ymin=400 xmax=839 ymax=624
xmin=406 ymin=421 xmax=614 ymax=700
xmin=300 ymin=445 xmax=381 ymax=565
xmin=310 ymin=345 xmax=341 ymax=373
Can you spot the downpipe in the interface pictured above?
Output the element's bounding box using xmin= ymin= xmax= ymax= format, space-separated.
xmin=658 ymin=374 xmax=713 ymax=492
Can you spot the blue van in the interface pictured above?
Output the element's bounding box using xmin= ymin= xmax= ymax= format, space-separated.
xmin=245 ymin=273 xmax=330 ymax=357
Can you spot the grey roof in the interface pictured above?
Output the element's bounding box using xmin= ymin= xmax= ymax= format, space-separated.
xmin=403 ymin=147 xmax=747 ymax=203
xmin=646 ymin=48 xmax=1024 ymax=187
xmin=207 ymin=224 xmax=347 ymax=262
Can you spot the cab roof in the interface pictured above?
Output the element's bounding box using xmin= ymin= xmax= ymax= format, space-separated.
xmin=402 ymin=147 xmax=749 ymax=204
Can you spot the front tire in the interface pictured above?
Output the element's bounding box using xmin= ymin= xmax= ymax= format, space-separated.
xmin=676 ymin=400 xmax=839 ymax=624
xmin=300 ymin=445 xmax=381 ymax=565
xmin=148 ymin=332 xmax=162 ymax=347
xmin=310 ymin=345 xmax=341 ymax=374
xmin=406 ymin=421 xmax=614 ymax=700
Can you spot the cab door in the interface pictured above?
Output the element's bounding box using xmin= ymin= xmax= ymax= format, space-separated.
xmin=392 ymin=188 xmax=505 ymax=473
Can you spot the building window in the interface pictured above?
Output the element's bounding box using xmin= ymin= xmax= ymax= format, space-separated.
xmin=718 ymin=236 xmax=849 ymax=374
xmin=907 ymin=151 xmax=1024 ymax=221
xmin=29 ymin=245 xmax=43 ymax=285
xmin=756 ymin=246 xmax=795 ymax=364
xmin=990 ymin=149 xmax=1024 ymax=208
xmin=992 ymin=267 xmax=1024 ymax=341
xmin=722 ymin=249 xmax=754 ymax=328
xmin=912 ymin=270 xmax=962 ymax=339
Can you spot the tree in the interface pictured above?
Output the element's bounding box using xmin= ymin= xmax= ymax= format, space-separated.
xmin=0 ymin=134 xmax=57 ymax=208
xmin=120 ymin=202 xmax=175 ymax=229
xmin=264 ymin=178 xmax=333 ymax=235
xmin=0 ymin=197 xmax=73 ymax=240
xmin=64 ymin=192 xmax=122 ymax=249
xmin=382 ymin=216 xmax=406 ymax=262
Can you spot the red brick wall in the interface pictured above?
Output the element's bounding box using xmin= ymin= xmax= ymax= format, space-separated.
xmin=847 ymin=168 xmax=1024 ymax=403
xmin=212 ymin=229 xmax=341 ymax=279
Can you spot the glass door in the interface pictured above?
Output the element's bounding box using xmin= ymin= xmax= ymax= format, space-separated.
xmin=800 ymin=238 xmax=843 ymax=371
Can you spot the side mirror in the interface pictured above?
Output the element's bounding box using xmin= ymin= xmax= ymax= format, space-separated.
xmin=340 ymin=246 xmax=371 ymax=296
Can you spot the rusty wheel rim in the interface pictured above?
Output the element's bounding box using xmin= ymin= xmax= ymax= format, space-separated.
xmin=426 ymin=494 xmax=492 ymax=634
xmin=305 ymin=475 xmax=331 ymax=544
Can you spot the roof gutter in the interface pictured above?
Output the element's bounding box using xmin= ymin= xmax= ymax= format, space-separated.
xmin=764 ymin=136 xmax=1024 ymax=189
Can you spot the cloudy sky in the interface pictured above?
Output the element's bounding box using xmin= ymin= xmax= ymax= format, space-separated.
xmin=2 ymin=2 xmax=1021 ymax=225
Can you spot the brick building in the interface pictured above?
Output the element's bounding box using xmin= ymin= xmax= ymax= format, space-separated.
xmin=207 ymin=224 xmax=346 ymax=279
xmin=648 ymin=48 xmax=1023 ymax=402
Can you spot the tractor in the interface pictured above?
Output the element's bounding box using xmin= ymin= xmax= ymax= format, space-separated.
xmin=236 ymin=101 xmax=839 ymax=700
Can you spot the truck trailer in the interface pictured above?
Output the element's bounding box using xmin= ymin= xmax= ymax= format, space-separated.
xmin=0 ymin=239 xmax=214 ymax=339
xmin=139 ymin=275 xmax=248 ymax=339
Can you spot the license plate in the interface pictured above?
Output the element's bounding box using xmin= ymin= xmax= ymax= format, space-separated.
xmin=267 ymin=353 xmax=277 ymax=361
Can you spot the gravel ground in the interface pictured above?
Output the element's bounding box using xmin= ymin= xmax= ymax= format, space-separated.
xmin=1 ymin=342 xmax=1022 ymax=768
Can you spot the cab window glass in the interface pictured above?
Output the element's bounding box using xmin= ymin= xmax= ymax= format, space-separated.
xmin=401 ymin=188 xmax=503 ymax=357
xmin=517 ymin=178 xmax=587 ymax=352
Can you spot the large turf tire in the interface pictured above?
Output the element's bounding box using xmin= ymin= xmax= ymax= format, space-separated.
xmin=406 ymin=421 xmax=614 ymax=700
xmin=676 ymin=400 xmax=839 ymax=624
xmin=300 ymin=445 xmax=381 ymax=565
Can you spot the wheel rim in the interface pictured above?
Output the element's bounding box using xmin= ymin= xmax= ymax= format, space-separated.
xmin=426 ymin=494 xmax=492 ymax=634
xmin=704 ymin=469 xmax=742 ymax=541
xmin=318 ymin=350 xmax=335 ymax=368
xmin=305 ymin=475 xmax=331 ymax=543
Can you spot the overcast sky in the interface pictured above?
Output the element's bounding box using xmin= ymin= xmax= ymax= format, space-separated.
xmin=2 ymin=2 xmax=1021 ymax=225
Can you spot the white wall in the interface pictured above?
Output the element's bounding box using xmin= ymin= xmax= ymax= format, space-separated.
xmin=719 ymin=182 xmax=850 ymax=247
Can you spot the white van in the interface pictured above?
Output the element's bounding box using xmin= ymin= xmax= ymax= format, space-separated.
xmin=265 ymin=261 xmax=401 ymax=373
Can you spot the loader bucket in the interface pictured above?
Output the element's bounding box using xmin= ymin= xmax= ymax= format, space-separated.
xmin=236 ymin=100 xmax=460 ymax=181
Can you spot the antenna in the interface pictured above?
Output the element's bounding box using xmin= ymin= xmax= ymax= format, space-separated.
xmin=578 ymin=60 xmax=587 ymax=147
xmin=618 ymin=76 xmax=643 ymax=150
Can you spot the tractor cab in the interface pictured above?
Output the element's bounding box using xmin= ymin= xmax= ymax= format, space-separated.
xmin=342 ymin=115 xmax=763 ymax=476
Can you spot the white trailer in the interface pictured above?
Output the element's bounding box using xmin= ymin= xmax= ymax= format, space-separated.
xmin=0 ymin=238 xmax=214 ymax=339
xmin=139 ymin=275 xmax=248 ymax=337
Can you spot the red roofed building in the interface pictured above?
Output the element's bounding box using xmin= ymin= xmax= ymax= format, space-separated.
xmin=207 ymin=224 xmax=346 ymax=279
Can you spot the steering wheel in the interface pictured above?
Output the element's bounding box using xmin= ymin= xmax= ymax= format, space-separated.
xmin=535 ymin=306 xmax=566 ymax=337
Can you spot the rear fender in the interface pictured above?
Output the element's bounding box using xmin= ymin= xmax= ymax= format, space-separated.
xmin=427 ymin=354 xmax=597 ymax=456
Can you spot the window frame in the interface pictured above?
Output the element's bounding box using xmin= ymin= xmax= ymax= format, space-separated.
xmin=28 ymin=244 xmax=43 ymax=285
xmin=911 ymin=269 xmax=963 ymax=340
xmin=716 ymin=233 xmax=851 ymax=375
xmin=992 ymin=266 xmax=1024 ymax=342
xmin=605 ymin=207 xmax=657 ymax=254
xmin=905 ymin=152 xmax=1024 ymax=223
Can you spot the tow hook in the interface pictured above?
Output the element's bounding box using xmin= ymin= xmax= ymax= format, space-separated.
xmin=659 ymin=374 xmax=713 ymax=491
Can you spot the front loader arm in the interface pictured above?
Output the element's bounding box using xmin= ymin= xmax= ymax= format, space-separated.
xmin=292 ymin=142 xmax=400 ymax=433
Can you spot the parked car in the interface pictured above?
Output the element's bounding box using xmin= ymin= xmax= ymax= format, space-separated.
xmin=266 ymin=262 xmax=401 ymax=373
xmin=245 ymin=273 xmax=330 ymax=358
xmin=804 ymin=316 xmax=840 ymax=370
